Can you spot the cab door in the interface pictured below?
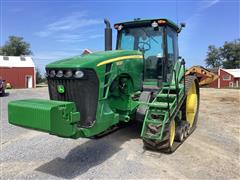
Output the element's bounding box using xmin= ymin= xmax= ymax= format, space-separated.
xmin=142 ymin=27 xmax=164 ymax=83
xmin=166 ymin=27 xmax=178 ymax=81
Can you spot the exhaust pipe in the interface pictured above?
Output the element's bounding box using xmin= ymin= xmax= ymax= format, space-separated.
xmin=104 ymin=19 xmax=112 ymax=51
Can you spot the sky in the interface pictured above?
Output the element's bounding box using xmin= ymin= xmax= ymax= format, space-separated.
xmin=1 ymin=0 xmax=239 ymax=73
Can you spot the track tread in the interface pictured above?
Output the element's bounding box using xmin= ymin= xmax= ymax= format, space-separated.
xmin=143 ymin=75 xmax=199 ymax=153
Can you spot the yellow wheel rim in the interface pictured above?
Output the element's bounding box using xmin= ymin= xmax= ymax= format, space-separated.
xmin=186 ymin=82 xmax=198 ymax=128
xmin=170 ymin=120 xmax=175 ymax=147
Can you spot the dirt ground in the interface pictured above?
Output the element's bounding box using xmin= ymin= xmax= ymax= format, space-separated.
xmin=1 ymin=87 xmax=240 ymax=179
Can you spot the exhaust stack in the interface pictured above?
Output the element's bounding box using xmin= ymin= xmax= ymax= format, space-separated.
xmin=104 ymin=19 xmax=112 ymax=51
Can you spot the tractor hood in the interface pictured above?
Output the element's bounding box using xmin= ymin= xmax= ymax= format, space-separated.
xmin=46 ymin=50 xmax=143 ymax=69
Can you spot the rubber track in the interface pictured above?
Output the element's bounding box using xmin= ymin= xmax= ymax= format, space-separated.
xmin=143 ymin=75 xmax=199 ymax=153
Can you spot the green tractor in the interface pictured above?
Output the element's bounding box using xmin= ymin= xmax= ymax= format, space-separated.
xmin=8 ymin=18 xmax=200 ymax=152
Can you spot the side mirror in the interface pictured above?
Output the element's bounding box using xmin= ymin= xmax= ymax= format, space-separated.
xmin=178 ymin=23 xmax=186 ymax=33
xmin=180 ymin=23 xmax=186 ymax=28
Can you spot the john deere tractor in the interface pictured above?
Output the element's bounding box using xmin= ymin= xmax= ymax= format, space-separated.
xmin=8 ymin=18 xmax=200 ymax=152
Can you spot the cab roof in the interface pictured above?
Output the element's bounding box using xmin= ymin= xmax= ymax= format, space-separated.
xmin=114 ymin=18 xmax=181 ymax=32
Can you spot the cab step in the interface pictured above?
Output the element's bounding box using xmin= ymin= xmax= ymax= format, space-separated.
xmin=157 ymin=94 xmax=177 ymax=98
xmin=149 ymin=102 xmax=173 ymax=109
xmin=162 ymin=84 xmax=184 ymax=90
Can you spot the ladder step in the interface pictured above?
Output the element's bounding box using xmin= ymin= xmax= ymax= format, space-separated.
xmin=145 ymin=120 xmax=163 ymax=125
xmin=157 ymin=94 xmax=177 ymax=98
xmin=162 ymin=84 xmax=184 ymax=90
xmin=149 ymin=102 xmax=172 ymax=108
xmin=149 ymin=111 xmax=166 ymax=117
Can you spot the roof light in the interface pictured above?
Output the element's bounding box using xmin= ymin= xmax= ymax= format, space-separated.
xmin=158 ymin=20 xmax=166 ymax=24
xmin=151 ymin=21 xmax=158 ymax=28
xmin=114 ymin=24 xmax=123 ymax=31
xmin=118 ymin=25 xmax=123 ymax=31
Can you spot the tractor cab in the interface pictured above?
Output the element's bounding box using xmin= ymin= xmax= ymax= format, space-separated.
xmin=114 ymin=19 xmax=182 ymax=88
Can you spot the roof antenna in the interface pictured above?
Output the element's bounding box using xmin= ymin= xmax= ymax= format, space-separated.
xmin=176 ymin=0 xmax=179 ymax=25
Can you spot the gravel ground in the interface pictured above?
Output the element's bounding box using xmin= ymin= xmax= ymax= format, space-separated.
xmin=1 ymin=87 xmax=240 ymax=179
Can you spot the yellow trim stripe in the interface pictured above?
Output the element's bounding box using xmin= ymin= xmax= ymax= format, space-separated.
xmin=97 ymin=55 xmax=143 ymax=67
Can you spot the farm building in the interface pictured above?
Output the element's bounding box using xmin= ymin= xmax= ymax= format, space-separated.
xmin=209 ymin=68 xmax=240 ymax=88
xmin=82 ymin=48 xmax=92 ymax=55
xmin=0 ymin=56 xmax=36 ymax=89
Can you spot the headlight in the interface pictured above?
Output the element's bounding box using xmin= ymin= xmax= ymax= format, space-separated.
xmin=64 ymin=70 xmax=73 ymax=78
xmin=56 ymin=70 xmax=63 ymax=78
xmin=49 ymin=70 xmax=56 ymax=78
xmin=74 ymin=70 xmax=84 ymax=78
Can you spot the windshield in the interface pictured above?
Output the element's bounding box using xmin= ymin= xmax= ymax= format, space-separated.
xmin=117 ymin=26 xmax=164 ymax=81
xmin=117 ymin=26 xmax=163 ymax=59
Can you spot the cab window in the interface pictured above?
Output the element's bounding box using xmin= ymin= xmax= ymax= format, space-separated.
xmin=166 ymin=27 xmax=178 ymax=80
xmin=117 ymin=27 xmax=164 ymax=81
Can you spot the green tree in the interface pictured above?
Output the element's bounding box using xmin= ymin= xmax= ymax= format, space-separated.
xmin=0 ymin=36 xmax=32 ymax=56
xmin=36 ymin=68 xmax=42 ymax=84
xmin=220 ymin=39 xmax=240 ymax=69
xmin=205 ymin=45 xmax=221 ymax=68
xmin=205 ymin=39 xmax=240 ymax=69
xmin=36 ymin=68 xmax=47 ymax=84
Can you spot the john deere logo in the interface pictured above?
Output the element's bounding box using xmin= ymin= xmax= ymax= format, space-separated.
xmin=57 ymin=85 xmax=65 ymax=94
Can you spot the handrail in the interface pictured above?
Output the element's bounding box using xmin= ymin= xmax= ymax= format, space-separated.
xmin=174 ymin=69 xmax=179 ymax=103
xmin=167 ymin=85 xmax=171 ymax=118
xmin=181 ymin=59 xmax=186 ymax=95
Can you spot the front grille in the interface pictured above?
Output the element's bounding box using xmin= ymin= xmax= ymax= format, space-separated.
xmin=47 ymin=69 xmax=99 ymax=128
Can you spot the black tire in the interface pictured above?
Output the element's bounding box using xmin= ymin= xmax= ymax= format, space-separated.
xmin=143 ymin=119 xmax=175 ymax=153
xmin=0 ymin=90 xmax=4 ymax=97
xmin=175 ymin=126 xmax=184 ymax=142
xmin=186 ymin=123 xmax=191 ymax=135
xmin=183 ymin=126 xmax=188 ymax=138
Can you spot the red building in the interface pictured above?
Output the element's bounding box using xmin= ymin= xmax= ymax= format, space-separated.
xmin=82 ymin=48 xmax=92 ymax=55
xmin=209 ymin=68 xmax=240 ymax=88
xmin=0 ymin=56 xmax=36 ymax=89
